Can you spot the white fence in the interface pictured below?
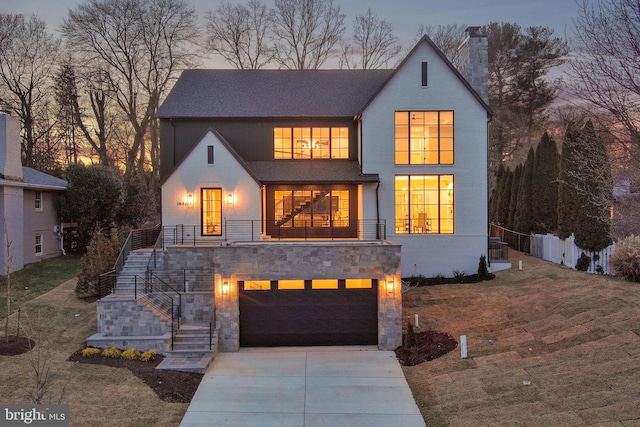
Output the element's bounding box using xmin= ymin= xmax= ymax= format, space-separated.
xmin=531 ymin=233 xmax=616 ymax=275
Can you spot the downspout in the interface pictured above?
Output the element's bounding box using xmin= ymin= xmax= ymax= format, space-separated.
xmin=376 ymin=180 xmax=381 ymax=226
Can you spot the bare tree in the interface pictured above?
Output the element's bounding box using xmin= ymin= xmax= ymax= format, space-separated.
xmin=570 ymin=0 xmax=640 ymax=159
xmin=62 ymin=0 xmax=199 ymax=181
xmin=415 ymin=23 xmax=468 ymax=69
xmin=0 ymin=14 xmax=60 ymax=169
xmin=340 ymin=8 xmax=401 ymax=69
xmin=271 ymin=0 xmax=345 ymax=69
xmin=205 ymin=0 xmax=274 ymax=69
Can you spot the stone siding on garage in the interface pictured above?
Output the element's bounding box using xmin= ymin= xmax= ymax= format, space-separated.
xmin=165 ymin=241 xmax=403 ymax=352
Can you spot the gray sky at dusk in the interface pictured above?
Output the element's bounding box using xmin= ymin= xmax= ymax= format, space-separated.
xmin=1 ymin=0 xmax=579 ymax=66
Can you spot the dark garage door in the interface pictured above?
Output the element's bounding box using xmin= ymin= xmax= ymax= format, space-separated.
xmin=239 ymin=279 xmax=378 ymax=347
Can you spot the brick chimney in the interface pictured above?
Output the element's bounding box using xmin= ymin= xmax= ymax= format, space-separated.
xmin=0 ymin=113 xmax=23 ymax=181
xmin=457 ymin=26 xmax=489 ymax=104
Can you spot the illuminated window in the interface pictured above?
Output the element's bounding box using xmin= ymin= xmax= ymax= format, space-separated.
xmin=395 ymin=175 xmax=454 ymax=234
xmin=201 ymin=188 xmax=222 ymax=236
xmin=395 ymin=111 xmax=453 ymax=164
xmin=274 ymin=127 xmax=349 ymax=159
xmin=345 ymin=279 xmax=373 ymax=289
xmin=312 ymin=279 xmax=338 ymax=289
xmin=274 ymin=189 xmax=349 ymax=228
xmin=243 ymin=280 xmax=272 ymax=290
xmin=278 ymin=280 xmax=305 ymax=290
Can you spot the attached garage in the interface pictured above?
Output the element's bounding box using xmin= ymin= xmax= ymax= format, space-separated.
xmin=239 ymin=279 xmax=378 ymax=347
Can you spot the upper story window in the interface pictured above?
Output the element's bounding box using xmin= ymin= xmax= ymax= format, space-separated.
xmin=274 ymin=127 xmax=349 ymax=159
xmin=201 ymin=188 xmax=222 ymax=236
xmin=395 ymin=111 xmax=454 ymax=165
xmin=35 ymin=191 xmax=42 ymax=211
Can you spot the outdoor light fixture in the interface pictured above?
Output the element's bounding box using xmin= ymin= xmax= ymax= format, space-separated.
xmin=386 ymin=279 xmax=394 ymax=294
xmin=186 ymin=193 xmax=194 ymax=205
xmin=226 ymin=193 xmax=234 ymax=205
xmin=221 ymin=280 xmax=230 ymax=295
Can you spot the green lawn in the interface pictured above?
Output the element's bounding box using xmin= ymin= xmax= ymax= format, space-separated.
xmin=0 ymin=255 xmax=82 ymax=318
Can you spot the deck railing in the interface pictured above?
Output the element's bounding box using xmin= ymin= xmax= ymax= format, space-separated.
xmin=161 ymin=219 xmax=386 ymax=247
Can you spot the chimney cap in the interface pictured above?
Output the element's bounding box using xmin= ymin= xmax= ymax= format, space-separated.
xmin=465 ymin=26 xmax=484 ymax=37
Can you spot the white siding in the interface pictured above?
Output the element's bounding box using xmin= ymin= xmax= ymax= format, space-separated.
xmin=361 ymin=41 xmax=489 ymax=277
xmin=162 ymin=131 xmax=262 ymax=228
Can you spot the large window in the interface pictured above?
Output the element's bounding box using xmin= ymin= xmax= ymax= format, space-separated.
xmin=395 ymin=111 xmax=453 ymax=164
xmin=395 ymin=175 xmax=454 ymax=234
xmin=201 ymin=188 xmax=222 ymax=236
xmin=274 ymin=127 xmax=349 ymax=159
xmin=274 ymin=189 xmax=349 ymax=228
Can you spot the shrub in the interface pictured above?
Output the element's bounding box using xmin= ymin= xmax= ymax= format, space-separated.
xmin=140 ymin=350 xmax=157 ymax=362
xmin=75 ymin=230 xmax=120 ymax=299
xmin=81 ymin=347 xmax=101 ymax=358
xmin=478 ymin=255 xmax=489 ymax=280
xmin=433 ymin=274 xmax=445 ymax=284
xmin=611 ymin=235 xmax=640 ymax=282
xmin=102 ymin=347 xmax=122 ymax=358
xmin=453 ymin=270 xmax=466 ymax=283
xmin=122 ymin=348 xmax=141 ymax=360
xmin=575 ymin=252 xmax=591 ymax=271
xmin=404 ymin=322 xmax=417 ymax=348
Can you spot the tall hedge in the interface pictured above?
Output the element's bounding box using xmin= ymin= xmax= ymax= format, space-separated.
xmin=532 ymin=132 xmax=559 ymax=234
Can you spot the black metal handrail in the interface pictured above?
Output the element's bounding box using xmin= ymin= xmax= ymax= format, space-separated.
xmin=98 ymin=225 xmax=161 ymax=297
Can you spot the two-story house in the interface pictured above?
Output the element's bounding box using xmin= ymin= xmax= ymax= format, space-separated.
xmin=112 ymin=30 xmax=490 ymax=353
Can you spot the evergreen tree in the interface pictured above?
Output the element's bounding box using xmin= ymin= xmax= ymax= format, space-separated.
xmin=514 ymin=147 xmax=535 ymax=233
xmin=489 ymin=164 xmax=505 ymax=223
xmin=558 ymin=122 xmax=613 ymax=251
xmin=532 ymin=132 xmax=559 ymax=233
xmin=497 ymin=168 xmax=513 ymax=226
xmin=507 ymin=164 xmax=522 ymax=229
xmin=557 ymin=125 xmax=581 ymax=239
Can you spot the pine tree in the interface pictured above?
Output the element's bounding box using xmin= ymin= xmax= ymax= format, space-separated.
xmin=507 ymin=164 xmax=522 ymax=229
xmin=532 ymin=132 xmax=560 ymax=233
xmin=558 ymin=122 xmax=613 ymax=251
xmin=490 ymin=164 xmax=505 ymax=223
xmin=497 ymin=168 xmax=513 ymax=226
xmin=514 ymin=148 xmax=535 ymax=234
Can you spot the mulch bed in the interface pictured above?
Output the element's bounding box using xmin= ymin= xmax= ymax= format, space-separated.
xmin=67 ymin=350 xmax=202 ymax=403
xmin=395 ymin=330 xmax=458 ymax=366
xmin=0 ymin=335 xmax=36 ymax=356
xmin=404 ymin=273 xmax=495 ymax=286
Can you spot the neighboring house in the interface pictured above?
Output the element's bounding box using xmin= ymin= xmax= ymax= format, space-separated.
xmin=0 ymin=113 xmax=67 ymax=273
xmin=89 ymin=29 xmax=492 ymax=356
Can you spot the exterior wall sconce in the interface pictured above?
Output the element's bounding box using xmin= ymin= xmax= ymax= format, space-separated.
xmin=386 ymin=279 xmax=395 ymax=294
xmin=177 ymin=193 xmax=194 ymax=206
xmin=226 ymin=192 xmax=235 ymax=205
xmin=221 ymin=279 xmax=230 ymax=295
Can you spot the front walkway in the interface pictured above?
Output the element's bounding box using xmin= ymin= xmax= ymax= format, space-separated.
xmin=179 ymin=346 xmax=425 ymax=427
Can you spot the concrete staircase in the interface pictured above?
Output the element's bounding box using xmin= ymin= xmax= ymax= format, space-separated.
xmin=113 ymin=249 xmax=153 ymax=295
xmin=156 ymin=324 xmax=216 ymax=374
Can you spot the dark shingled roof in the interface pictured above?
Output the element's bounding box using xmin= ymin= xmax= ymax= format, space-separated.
xmin=22 ymin=167 xmax=67 ymax=189
xmin=156 ymin=69 xmax=394 ymax=118
xmin=246 ymin=160 xmax=379 ymax=184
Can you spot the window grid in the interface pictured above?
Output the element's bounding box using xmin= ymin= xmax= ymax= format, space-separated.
xmin=35 ymin=191 xmax=42 ymax=211
xmin=35 ymin=235 xmax=43 ymax=255
xmin=395 ymin=111 xmax=454 ymax=165
xmin=395 ymin=175 xmax=454 ymax=234
xmin=274 ymin=128 xmax=349 ymax=159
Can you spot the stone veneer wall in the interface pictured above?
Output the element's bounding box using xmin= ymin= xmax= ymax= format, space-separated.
xmin=165 ymin=242 xmax=403 ymax=352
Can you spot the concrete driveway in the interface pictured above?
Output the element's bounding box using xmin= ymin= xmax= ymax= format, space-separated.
xmin=179 ymin=346 xmax=425 ymax=427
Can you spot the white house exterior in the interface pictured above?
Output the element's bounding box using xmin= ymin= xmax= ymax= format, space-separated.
xmin=144 ymin=30 xmax=491 ymax=350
